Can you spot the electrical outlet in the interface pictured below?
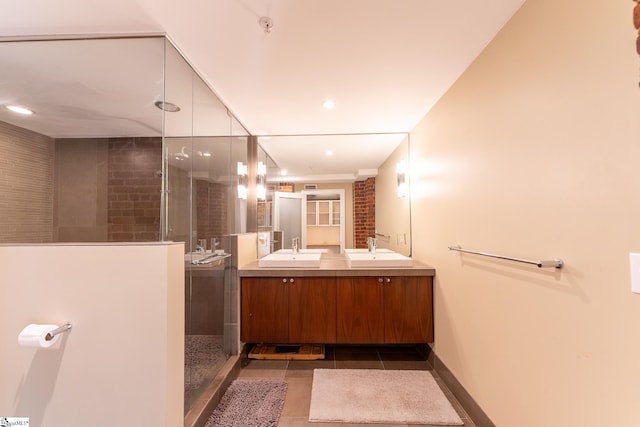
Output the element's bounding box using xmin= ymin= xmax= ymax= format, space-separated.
xmin=630 ymin=253 xmax=640 ymax=294
xmin=397 ymin=233 xmax=406 ymax=245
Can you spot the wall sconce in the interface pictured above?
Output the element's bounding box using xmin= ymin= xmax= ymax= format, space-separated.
xmin=256 ymin=161 xmax=267 ymax=200
xmin=396 ymin=160 xmax=408 ymax=198
xmin=237 ymin=161 xmax=247 ymax=200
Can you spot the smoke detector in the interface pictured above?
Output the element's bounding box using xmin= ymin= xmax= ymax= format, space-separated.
xmin=259 ymin=16 xmax=274 ymax=33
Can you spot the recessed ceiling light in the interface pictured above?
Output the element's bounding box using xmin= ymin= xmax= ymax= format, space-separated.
xmin=7 ymin=105 xmax=33 ymax=115
xmin=280 ymin=170 xmax=288 ymax=176
xmin=325 ymin=150 xmax=334 ymax=156
xmin=322 ymin=100 xmax=335 ymax=110
xmin=154 ymin=101 xmax=181 ymax=112
xmin=202 ymin=152 xmax=212 ymax=157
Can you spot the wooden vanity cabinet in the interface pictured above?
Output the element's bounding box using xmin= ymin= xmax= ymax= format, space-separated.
xmin=336 ymin=276 xmax=433 ymax=344
xmin=241 ymin=277 xmax=337 ymax=343
xmin=335 ymin=276 xmax=384 ymax=342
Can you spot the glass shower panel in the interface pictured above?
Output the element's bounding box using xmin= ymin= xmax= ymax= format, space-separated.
xmin=186 ymin=73 xmax=233 ymax=411
xmin=162 ymin=40 xmax=198 ymax=414
xmin=0 ymin=36 xmax=165 ymax=243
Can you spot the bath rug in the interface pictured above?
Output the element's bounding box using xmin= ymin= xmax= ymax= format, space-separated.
xmin=204 ymin=379 xmax=287 ymax=427
xmin=309 ymin=369 xmax=464 ymax=425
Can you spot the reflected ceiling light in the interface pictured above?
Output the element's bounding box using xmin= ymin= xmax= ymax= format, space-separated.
xmin=237 ymin=162 xmax=248 ymax=200
xmin=396 ymin=160 xmax=408 ymax=198
xmin=154 ymin=101 xmax=181 ymax=112
xmin=6 ymin=105 xmax=33 ymax=115
xmin=198 ymin=151 xmax=212 ymax=157
xmin=280 ymin=170 xmax=288 ymax=176
xmin=256 ymin=161 xmax=267 ymax=200
xmin=322 ymin=99 xmax=335 ymax=109
xmin=325 ymin=150 xmax=334 ymax=156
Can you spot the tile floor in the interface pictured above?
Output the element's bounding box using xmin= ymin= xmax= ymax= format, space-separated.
xmin=237 ymin=345 xmax=477 ymax=427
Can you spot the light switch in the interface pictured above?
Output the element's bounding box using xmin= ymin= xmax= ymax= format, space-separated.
xmin=630 ymin=253 xmax=640 ymax=294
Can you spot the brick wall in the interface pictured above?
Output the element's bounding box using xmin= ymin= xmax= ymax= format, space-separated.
xmin=195 ymin=179 xmax=228 ymax=247
xmin=353 ymin=177 xmax=375 ymax=248
xmin=277 ymin=182 xmax=294 ymax=192
xmin=107 ymin=138 xmax=162 ymax=241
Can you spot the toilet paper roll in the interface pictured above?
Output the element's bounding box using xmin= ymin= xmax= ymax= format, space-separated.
xmin=18 ymin=324 xmax=60 ymax=348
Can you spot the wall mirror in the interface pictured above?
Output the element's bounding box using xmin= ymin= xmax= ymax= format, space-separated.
xmin=257 ymin=133 xmax=412 ymax=256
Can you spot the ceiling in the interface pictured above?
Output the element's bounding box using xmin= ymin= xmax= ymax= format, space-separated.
xmin=0 ymin=0 xmax=525 ymax=180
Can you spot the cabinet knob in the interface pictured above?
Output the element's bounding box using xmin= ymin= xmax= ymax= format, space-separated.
xmin=385 ymin=277 xmax=391 ymax=283
xmin=378 ymin=277 xmax=383 ymax=283
xmin=282 ymin=278 xmax=288 ymax=283
xmin=290 ymin=278 xmax=295 ymax=283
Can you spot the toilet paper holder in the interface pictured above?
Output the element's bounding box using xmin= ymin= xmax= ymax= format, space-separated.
xmin=45 ymin=322 xmax=72 ymax=341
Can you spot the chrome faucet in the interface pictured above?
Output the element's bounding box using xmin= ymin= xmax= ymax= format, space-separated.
xmin=196 ymin=239 xmax=207 ymax=254
xmin=367 ymin=236 xmax=377 ymax=254
xmin=292 ymin=237 xmax=300 ymax=255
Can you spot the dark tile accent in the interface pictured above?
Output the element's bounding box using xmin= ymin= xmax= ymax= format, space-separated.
xmin=431 ymin=352 xmax=496 ymax=427
xmin=185 ymin=354 xmax=242 ymax=427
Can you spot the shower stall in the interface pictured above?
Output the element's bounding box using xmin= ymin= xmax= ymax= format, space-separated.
xmin=0 ymin=35 xmax=250 ymax=421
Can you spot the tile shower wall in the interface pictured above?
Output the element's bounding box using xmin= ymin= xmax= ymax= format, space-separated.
xmin=107 ymin=137 xmax=162 ymax=241
xmin=353 ymin=177 xmax=375 ymax=248
xmin=54 ymin=139 xmax=109 ymax=241
xmin=195 ymin=179 xmax=228 ymax=247
xmin=0 ymin=121 xmax=54 ymax=243
xmin=0 ymin=128 xmax=164 ymax=243
xmin=54 ymin=137 xmax=162 ymax=242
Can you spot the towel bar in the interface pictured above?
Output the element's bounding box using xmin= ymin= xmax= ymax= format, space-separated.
xmin=448 ymin=245 xmax=563 ymax=269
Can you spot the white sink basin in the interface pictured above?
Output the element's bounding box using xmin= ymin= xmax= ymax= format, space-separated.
xmin=184 ymin=252 xmax=208 ymax=262
xmin=258 ymin=252 xmax=322 ymax=268
xmin=344 ymin=248 xmax=393 ymax=254
xmin=275 ymin=248 xmax=329 ymax=254
xmin=346 ymin=252 xmax=413 ymax=268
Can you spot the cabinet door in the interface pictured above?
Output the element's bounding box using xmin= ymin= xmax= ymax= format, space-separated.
xmin=336 ymin=277 xmax=384 ymax=343
xmin=306 ymin=201 xmax=317 ymax=226
xmin=318 ymin=201 xmax=330 ymax=225
xmin=241 ymin=278 xmax=289 ymax=343
xmin=288 ymin=277 xmax=337 ymax=343
xmin=331 ymin=200 xmax=340 ymax=225
xmin=383 ymin=276 xmax=433 ymax=343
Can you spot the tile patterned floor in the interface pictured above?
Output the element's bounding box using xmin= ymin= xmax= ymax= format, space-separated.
xmin=237 ymin=345 xmax=477 ymax=427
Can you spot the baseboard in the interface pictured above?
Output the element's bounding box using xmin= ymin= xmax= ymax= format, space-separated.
xmin=429 ymin=350 xmax=496 ymax=427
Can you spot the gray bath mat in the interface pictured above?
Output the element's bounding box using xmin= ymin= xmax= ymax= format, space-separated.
xmin=309 ymin=369 xmax=464 ymax=425
xmin=205 ymin=379 xmax=287 ymax=427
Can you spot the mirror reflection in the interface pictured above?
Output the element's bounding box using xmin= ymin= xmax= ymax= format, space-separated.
xmin=256 ymin=133 xmax=412 ymax=256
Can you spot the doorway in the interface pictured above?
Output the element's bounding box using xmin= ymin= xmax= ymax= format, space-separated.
xmin=273 ymin=191 xmax=303 ymax=249
xmin=302 ymin=189 xmax=345 ymax=253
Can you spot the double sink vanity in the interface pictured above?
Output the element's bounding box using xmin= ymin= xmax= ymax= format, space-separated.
xmin=239 ymin=249 xmax=435 ymax=345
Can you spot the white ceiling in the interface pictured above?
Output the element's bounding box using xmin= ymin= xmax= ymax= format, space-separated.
xmin=0 ymin=0 xmax=525 ymax=180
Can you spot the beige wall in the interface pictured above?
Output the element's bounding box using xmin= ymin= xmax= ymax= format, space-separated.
xmin=307 ymin=225 xmax=340 ymax=246
xmin=0 ymin=121 xmax=54 ymax=243
xmin=410 ymin=1 xmax=640 ymax=426
xmin=376 ymin=135 xmax=411 ymax=256
xmin=0 ymin=243 xmax=184 ymax=427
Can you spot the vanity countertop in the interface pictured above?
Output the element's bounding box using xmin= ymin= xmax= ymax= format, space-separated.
xmin=239 ymin=253 xmax=435 ymax=277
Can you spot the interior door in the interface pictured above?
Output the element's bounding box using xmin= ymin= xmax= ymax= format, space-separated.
xmin=273 ymin=191 xmax=304 ymax=249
